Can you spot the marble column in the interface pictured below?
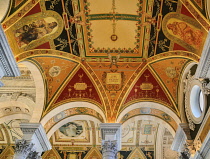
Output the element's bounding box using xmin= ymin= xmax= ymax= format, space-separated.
xmin=100 ymin=123 xmax=121 ymax=159
xmin=171 ymin=123 xmax=196 ymax=159
xmin=14 ymin=123 xmax=51 ymax=159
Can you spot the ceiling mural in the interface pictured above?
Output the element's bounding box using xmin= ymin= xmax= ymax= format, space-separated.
xmin=162 ymin=12 xmax=206 ymax=55
xmin=83 ymin=0 xmax=144 ymax=57
xmin=149 ymin=57 xmax=189 ymax=103
xmin=1 ymin=0 xmax=210 ymax=157
xmin=29 ymin=56 xmax=79 ymax=105
xmin=53 ymin=67 xmax=103 ymax=109
xmin=123 ymin=68 xmax=174 ymax=111
xmin=5 ymin=5 xmax=63 ymax=54
xmin=1 ymin=0 xmax=207 ymax=122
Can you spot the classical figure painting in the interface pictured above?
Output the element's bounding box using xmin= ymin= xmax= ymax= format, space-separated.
xmin=14 ymin=17 xmax=58 ymax=47
xmin=59 ymin=122 xmax=83 ymax=137
xmin=167 ymin=21 xmax=203 ymax=48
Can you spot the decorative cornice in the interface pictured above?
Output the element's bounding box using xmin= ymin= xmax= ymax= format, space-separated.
xmin=0 ymin=25 xmax=20 ymax=77
xmin=100 ymin=123 xmax=122 ymax=151
xmin=20 ymin=123 xmax=52 ymax=152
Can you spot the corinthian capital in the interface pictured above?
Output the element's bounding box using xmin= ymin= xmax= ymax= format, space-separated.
xmin=102 ymin=140 xmax=118 ymax=159
xmin=15 ymin=139 xmax=35 ymax=158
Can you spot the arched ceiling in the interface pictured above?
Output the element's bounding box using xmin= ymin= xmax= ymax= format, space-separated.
xmin=0 ymin=3 xmax=210 ymax=157
xmin=0 ymin=1 xmax=210 ymax=159
xmin=1 ymin=0 xmax=210 ymax=123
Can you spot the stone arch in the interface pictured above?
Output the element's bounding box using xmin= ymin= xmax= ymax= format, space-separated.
xmin=117 ymin=101 xmax=181 ymax=126
xmin=41 ymin=101 xmax=106 ymax=126
xmin=18 ymin=61 xmax=45 ymax=123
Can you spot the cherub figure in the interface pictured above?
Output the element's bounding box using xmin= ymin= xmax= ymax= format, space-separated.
xmin=107 ymin=52 xmax=121 ymax=69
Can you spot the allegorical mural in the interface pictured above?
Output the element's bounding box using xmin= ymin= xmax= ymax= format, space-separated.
xmin=44 ymin=108 xmax=103 ymax=134
xmin=14 ymin=18 xmax=58 ymax=47
xmin=162 ymin=12 xmax=206 ymax=55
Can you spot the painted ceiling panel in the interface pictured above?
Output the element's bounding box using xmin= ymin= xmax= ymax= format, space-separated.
xmin=31 ymin=56 xmax=79 ymax=105
xmin=88 ymin=62 xmax=145 ymax=116
xmin=149 ymin=57 xmax=189 ymax=102
xmin=53 ymin=67 xmax=103 ymax=107
xmin=123 ymin=68 xmax=174 ymax=111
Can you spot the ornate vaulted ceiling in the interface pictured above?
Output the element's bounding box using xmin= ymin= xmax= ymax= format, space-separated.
xmin=2 ymin=0 xmax=209 ymax=121
xmin=0 ymin=0 xmax=210 ymax=158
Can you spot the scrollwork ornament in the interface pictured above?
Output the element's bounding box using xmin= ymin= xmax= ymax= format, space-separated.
xmin=184 ymin=70 xmax=202 ymax=130
xmin=184 ymin=89 xmax=195 ymax=131
xmin=201 ymin=80 xmax=210 ymax=95
xmin=194 ymin=138 xmax=202 ymax=151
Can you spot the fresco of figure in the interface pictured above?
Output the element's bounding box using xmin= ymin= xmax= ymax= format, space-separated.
xmin=167 ymin=21 xmax=203 ymax=47
xmin=15 ymin=19 xmax=58 ymax=47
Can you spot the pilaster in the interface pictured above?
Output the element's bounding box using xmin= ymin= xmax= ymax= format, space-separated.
xmin=171 ymin=123 xmax=194 ymax=159
xmin=14 ymin=123 xmax=51 ymax=159
xmin=193 ymin=131 xmax=210 ymax=159
xmin=100 ymin=123 xmax=122 ymax=159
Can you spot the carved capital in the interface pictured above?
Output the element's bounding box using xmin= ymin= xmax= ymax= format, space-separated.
xmin=186 ymin=140 xmax=196 ymax=155
xmin=15 ymin=139 xmax=35 ymax=158
xmin=27 ymin=151 xmax=41 ymax=159
xmin=102 ymin=140 xmax=118 ymax=159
